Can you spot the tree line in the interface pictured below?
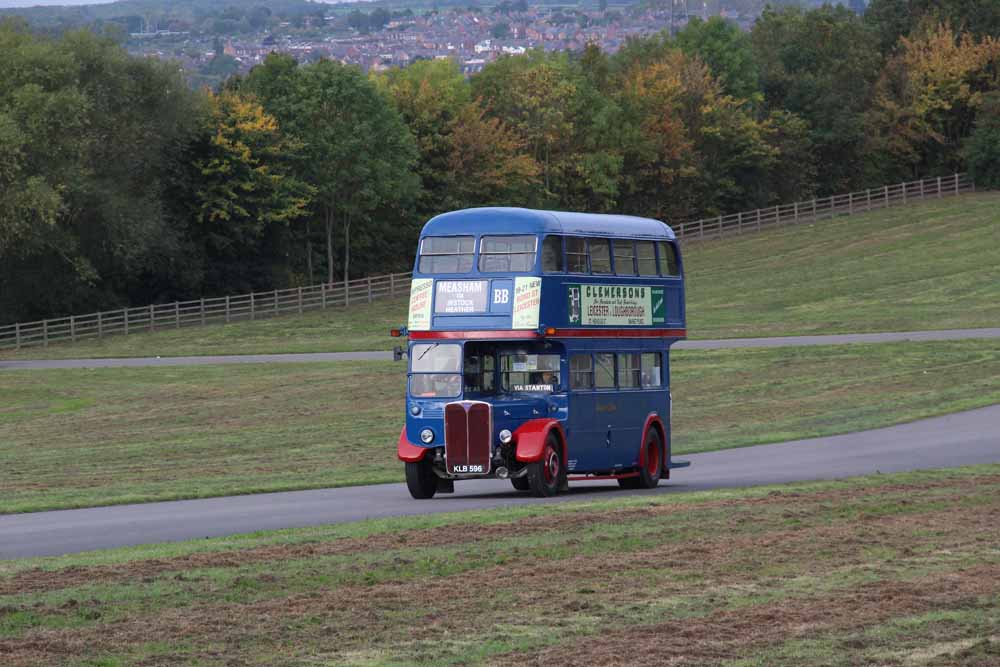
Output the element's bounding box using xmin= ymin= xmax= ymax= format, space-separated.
xmin=2 ymin=0 xmax=999 ymax=324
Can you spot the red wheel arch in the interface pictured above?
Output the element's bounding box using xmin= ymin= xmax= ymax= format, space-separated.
xmin=640 ymin=413 xmax=668 ymax=475
xmin=397 ymin=427 xmax=429 ymax=462
xmin=513 ymin=419 xmax=567 ymax=465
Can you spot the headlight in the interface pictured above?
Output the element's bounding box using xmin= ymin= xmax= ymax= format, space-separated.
xmin=499 ymin=429 xmax=512 ymax=444
xmin=420 ymin=428 xmax=434 ymax=444
xmin=410 ymin=405 xmax=421 ymax=416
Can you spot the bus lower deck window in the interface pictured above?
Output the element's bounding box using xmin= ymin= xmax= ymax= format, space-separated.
xmin=570 ymin=354 xmax=593 ymax=389
xmin=595 ymin=353 xmax=615 ymax=388
xmin=641 ymin=352 xmax=663 ymax=387
xmin=618 ymin=353 xmax=640 ymax=388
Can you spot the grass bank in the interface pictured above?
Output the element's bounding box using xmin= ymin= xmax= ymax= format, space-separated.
xmin=1 ymin=465 xmax=998 ymax=665
xmin=2 ymin=339 xmax=997 ymax=513
xmin=3 ymin=192 xmax=998 ymax=360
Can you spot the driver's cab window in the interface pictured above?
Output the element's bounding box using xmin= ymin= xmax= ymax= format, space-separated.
xmin=463 ymin=349 xmax=495 ymax=394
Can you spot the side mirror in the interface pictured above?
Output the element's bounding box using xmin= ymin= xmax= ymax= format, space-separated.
xmin=393 ymin=345 xmax=407 ymax=362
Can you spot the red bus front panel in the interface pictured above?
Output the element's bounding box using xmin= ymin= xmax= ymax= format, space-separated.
xmin=444 ymin=401 xmax=492 ymax=475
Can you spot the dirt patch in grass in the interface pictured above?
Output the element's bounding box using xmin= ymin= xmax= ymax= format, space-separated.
xmin=2 ymin=473 xmax=998 ymax=666
xmin=5 ymin=475 xmax=996 ymax=598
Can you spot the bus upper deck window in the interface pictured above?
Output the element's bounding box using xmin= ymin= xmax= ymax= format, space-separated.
xmin=542 ymin=235 xmax=564 ymax=272
xmin=658 ymin=241 xmax=680 ymax=276
xmin=566 ymin=237 xmax=588 ymax=273
xmin=589 ymin=238 xmax=612 ymax=274
xmin=479 ymin=235 xmax=536 ymax=273
xmin=419 ymin=236 xmax=474 ymax=273
xmin=636 ymin=241 xmax=657 ymax=275
xmin=614 ymin=240 xmax=637 ymax=276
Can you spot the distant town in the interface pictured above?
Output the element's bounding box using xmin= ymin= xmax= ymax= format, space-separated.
xmin=125 ymin=1 xmax=773 ymax=85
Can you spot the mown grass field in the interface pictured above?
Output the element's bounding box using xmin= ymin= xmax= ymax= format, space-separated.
xmin=3 ymin=192 xmax=998 ymax=360
xmin=1 ymin=466 xmax=998 ymax=666
xmin=2 ymin=339 xmax=998 ymax=514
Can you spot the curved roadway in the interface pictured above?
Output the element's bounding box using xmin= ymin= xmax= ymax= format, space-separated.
xmin=2 ymin=327 xmax=999 ymax=370
xmin=2 ymin=404 xmax=997 ymax=559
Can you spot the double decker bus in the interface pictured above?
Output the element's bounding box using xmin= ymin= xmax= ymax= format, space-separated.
xmin=394 ymin=207 xmax=688 ymax=499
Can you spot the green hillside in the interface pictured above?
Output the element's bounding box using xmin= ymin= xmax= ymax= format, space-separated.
xmin=2 ymin=191 xmax=998 ymax=360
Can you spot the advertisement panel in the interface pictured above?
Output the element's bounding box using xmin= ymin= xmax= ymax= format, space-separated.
xmin=408 ymin=278 xmax=433 ymax=330
xmin=566 ymin=284 xmax=665 ymax=326
xmin=511 ymin=277 xmax=542 ymax=329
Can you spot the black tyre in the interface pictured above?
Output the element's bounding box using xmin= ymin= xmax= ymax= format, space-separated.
xmin=526 ymin=435 xmax=563 ymax=497
xmin=510 ymin=475 xmax=531 ymax=492
xmin=405 ymin=460 xmax=437 ymax=499
xmin=618 ymin=430 xmax=663 ymax=489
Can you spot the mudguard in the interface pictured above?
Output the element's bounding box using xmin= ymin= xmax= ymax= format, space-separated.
xmin=513 ymin=419 xmax=567 ymax=463
xmin=640 ymin=413 xmax=668 ymax=476
xmin=397 ymin=427 xmax=429 ymax=462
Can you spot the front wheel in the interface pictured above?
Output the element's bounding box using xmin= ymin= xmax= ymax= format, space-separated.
xmin=405 ymin=459 xmax=437 ymax=499
xmin=526 ymin=436 xmax=563 ymax=497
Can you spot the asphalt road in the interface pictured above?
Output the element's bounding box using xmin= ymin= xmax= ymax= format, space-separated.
xmin=2 ymin=404 xmax=997 ymax=559
xmin=2 ymin=327 xmax=999 ymax=370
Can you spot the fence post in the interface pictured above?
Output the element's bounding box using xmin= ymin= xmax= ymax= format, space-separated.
xmin=201 ymin=298 xmax=206 ymax=326
xmin=937 ymin=176 xmax=942 ymax=198
xmin=225 ymin=296 xmax=231 ymax=323
xmin=250 ymin=292 xmax=255 ymax=320
xmin=848 ymin=192 xmax=853 ymax=215
xmin=793 ymin=202 xmax=798 ymax=223
xmin=345 ymin=280 xmax=350 ymax=306
xmin=321 ymin=282 xmax=327 ymax=309
xmin=70 ymin=315 xmax=76 ymax=342
xmin=174 ymin=302 xmax=180 ymax=329
xmin=885 ymin=185 xmax=889 ymax=206
xmin=124 ymin=308 xmax=129 ymax=335
xmin=367 ymin=277 xmax=373 ymax=303
xmin=812 ymin=198 xmax=817 ymax=219
xmin=43 ymin=320 xmax=49 ymax=347
xmin=954 ymin=173 xmax=960 ymax=195
xmin=902 ymin=181 xmax=907 ymax=204
xmin=775 ymin=205 xmax=781 ymax=225
xmin=867 ymin=188 xmax=872 ymax=210
xmin=149 ymin=304 xmax=155 ymax=332
xmin=275 ymin=289 xmax=279 ymax=315
xmin=298 ymin=286 xmax=303 ymax=314
xmin=919 ymin=178 xmax=924 ymax=199
xmin=14 ymin=322 xmax=20 ymax=349
xmin=699 ymin=219 xmax=704 ymax=239
xmin=756 ymin=209 xmax=761 ymax=231
xmin=737 ymin=211 xmax=742 ymax=233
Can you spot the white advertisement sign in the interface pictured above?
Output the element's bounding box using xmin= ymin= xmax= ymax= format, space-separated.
xmin=512 ymin=277 xmax=542 ymax=329
xmin=408 ymin=278 xmax=433 ymax=331
xmin=434 ymin=280 xmax=490 ymax=314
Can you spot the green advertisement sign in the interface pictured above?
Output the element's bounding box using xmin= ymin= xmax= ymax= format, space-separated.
xmin=566 ymin=284 xmax=665 ymax=326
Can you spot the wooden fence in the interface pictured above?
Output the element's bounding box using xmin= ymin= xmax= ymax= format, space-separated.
xmin=672 ymin=172 xmax=974 ymax=241
xmin=0 ymin=172 xmax=978 ymax=352
xmin=0 ymin=271 xmax=412 ymax=352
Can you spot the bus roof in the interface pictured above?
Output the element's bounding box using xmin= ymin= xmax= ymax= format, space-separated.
xmin=420 ymin=207 xmax=676 ymax=241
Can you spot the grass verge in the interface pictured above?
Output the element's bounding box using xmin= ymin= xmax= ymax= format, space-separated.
xmin=2 ymin=339 xmax=997 ymax=514
xmin=3 ymin=192 xmax=998 ymax=360
xmin=0 ymin=465 xmax=998 ymax=666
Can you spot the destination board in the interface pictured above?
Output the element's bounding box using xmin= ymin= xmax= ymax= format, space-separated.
xmin=566 ymin=284 xmax=666 ymax=326
xmin=434 ymin=280 xmax=490 ymax=314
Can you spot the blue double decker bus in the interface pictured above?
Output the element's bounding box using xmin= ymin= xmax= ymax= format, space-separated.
xmin=395 ymin=207 xmax=688 ymax=499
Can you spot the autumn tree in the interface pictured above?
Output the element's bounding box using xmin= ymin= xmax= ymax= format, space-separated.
xmin=866 ymin=23 xmax=1000 ymax=180
xmin=963 ymin=91 xmax=1000 ymax=188
xmin=675 ymin=16 xmax=760 ymax=102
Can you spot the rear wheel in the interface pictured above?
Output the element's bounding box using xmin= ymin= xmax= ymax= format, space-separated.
xmin=619 ymin=429 xmax=663 ymax=490
xmin=527 ymin=435 xmax=563 ymax=497
xmin=510 ymin=475 xmax=531 ymax=492
xmin=405 ymin=459 xmax=437 ymax=499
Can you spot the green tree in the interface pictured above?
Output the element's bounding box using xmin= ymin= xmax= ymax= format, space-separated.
xmin=675 ymin=16 xmax=760 ymax=102
xmin=751 ymin=5 xmax=882 ymax=193
xmin=963 ymin=91 xmax=1000 ymax=188
xmin=865 ymin=0 xmax=1000 ymax=54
